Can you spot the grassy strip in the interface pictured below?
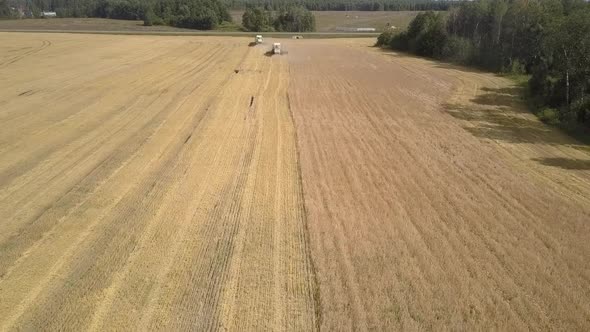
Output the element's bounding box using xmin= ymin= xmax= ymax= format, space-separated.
xmin=0 ymin=28 xmax=378 ymax=38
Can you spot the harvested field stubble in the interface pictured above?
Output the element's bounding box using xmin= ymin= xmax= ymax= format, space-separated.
xmin=288 ymin=39 xmax=590 ymax=330
xmin=0 ymin=33 xmax=316 ymax=331
xmin=0 ymin=33 xmax=589 ymax=331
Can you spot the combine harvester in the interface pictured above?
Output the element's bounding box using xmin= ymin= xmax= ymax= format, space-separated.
xmin=273 ymin=42 xmax=282 ymax=55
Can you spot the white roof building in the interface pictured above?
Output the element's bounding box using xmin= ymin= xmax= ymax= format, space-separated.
xmin=41 ymin=11 xmax=57 ymax=18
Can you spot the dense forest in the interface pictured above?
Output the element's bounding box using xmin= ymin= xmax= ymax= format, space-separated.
xmin=377 ymin=0 xmax=590 ymax=130
xmin=242 ymin=5 xmax=315 ymax=32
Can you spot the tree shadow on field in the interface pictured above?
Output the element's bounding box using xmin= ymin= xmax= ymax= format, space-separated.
xmin=531 ymin=157 xmax=590 ymax=170
xmin=375 ymin=48 xmax=438 ymax=63
xmin=472 ymin=87 xmax=523 ymax=108
xmin=373 ymin=48 xmax=590 ymax=153
xmin=432 ymin=61 xmax=505 ymax=76
xmin=443 ymin=86 xmax=587 ymax=150
xmin=444 ymin=102 xmax=559 ymax=144
xmin=375 ymin=48 xmax=501 ymax=76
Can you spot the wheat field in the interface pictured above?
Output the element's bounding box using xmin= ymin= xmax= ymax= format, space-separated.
xmin=0 ymin=33 xmax=589 ymax=331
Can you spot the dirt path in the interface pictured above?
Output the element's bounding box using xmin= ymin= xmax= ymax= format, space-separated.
xmin=287 ymin=39 xmax=590 ymax=330
xmin=0 ymin=33 xmax=316 ymax=331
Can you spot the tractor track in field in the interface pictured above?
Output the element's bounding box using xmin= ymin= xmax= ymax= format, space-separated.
xmin=0 ymin=39 xmax=51 ymax=68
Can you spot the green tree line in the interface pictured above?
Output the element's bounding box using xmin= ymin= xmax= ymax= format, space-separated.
xmin=227 ymin=0 xmax=453 ymax=11
xmin=242 ymin=5 xmax=315 ymax=32
xmin=1 ymin=0 xmax=13 ymax=18
xmin=377 ymin=0 xmax=590 ymax=129
xmin=1 ymin=0 xmax=232 ymax=29
xmin=2 ymin=0 xmax=456 ymax=18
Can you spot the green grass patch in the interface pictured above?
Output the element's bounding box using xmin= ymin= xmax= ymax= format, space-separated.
xmin=538 ymin=108 xmax=560 ymax=125
xmin=215 ymin=21 xmax=243 ymax=32
xmin=502 ymin=73 xmax=529 ymax=88
xmin=505 ymin=74 xmax=590 ymax=145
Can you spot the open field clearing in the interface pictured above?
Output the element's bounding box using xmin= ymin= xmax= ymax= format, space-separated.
xmin=312 ymin=10 xmax=418 ymax=31
xmin=288 ymin=40 xmax=590 ymax=329
xmin=0 ymin=33 xmax=316 ymax=330
xmin=0 ymin=11 xmax=417 ymax=34
xmin=0 ymin=32 xmax=589 ymax=331
xmin=0 ymin=18 xmax=379 ymax=38
xmin=230 ymin=10 xmax=419 ymax=32
xmin=0 ymin=18 xmax=198 ymax=32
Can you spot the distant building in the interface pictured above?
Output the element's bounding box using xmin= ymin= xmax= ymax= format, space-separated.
xmin=41 ymin=11 xmax=57 ymax=18
xmin=355 ymin=28 xmax=376 ymax=32
xmin=336 ymin=27 xmax=377 ymax=32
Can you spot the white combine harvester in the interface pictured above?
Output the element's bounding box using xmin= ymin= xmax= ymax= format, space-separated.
xmin=255 ymin=35 xmax=263 ymax=44
xmin=273 ymin=43 xmax=281 ymax=55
